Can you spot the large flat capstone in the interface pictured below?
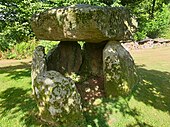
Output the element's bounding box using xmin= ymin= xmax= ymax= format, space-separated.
xmin=31 ymin=4 xmax=136 ymax=43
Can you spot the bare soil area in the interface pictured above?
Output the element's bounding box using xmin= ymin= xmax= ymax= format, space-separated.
xmin=0 ymin=58 xmax=31 ymax=68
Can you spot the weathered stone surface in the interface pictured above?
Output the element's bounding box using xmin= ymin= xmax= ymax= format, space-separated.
xmin=80 ymin=42 xmax=106 ymax=76
xmin=32 ymin=46 xmax=47 ymax=95
xmin=31 ymin=46 xmax=85 ymax=127
xmin=103 ymin=41 xmax=138 ymax=97
xmin=46 ymin=41 xmax=82 ymax=75
xmin=31 ymin=4 xmax=137 ymax=43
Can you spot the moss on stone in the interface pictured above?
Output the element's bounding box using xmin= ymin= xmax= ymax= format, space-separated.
xmin=32 ymin=46 xmax=86 ymax=126
xmin=103 ymin=42 xmax=138 ymax=97
xmin=31 ymin=4 xmax=137 ymax=42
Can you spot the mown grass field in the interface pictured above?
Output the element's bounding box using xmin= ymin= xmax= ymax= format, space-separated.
xmin=0 ymin=47 xmax=170 ymax=127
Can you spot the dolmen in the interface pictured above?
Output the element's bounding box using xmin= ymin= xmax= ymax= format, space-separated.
xmin=31 ymin=4 xmax=138 ymax=126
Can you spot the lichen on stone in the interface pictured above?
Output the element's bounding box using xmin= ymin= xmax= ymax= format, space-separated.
xmin=31 ymin=4 xmax=137 ymax=42
xmin=31 ymin=45 xmax=86 ymax=126
xmin=103 ymin=41 xmax=138 ymax=97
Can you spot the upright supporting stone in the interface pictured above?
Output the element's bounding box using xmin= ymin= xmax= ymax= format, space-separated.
xmin=81 ymin=42 xmax=106 ymax=76
xmin=103 ymin=41 xmax=138 ymax=97
xmin=46 ymin=41 xmax=82 ymax=75
xmin=32 ymin=46 xmax=47 ymax=95
xmin=31 ymin=46 xmax=86 ymax=127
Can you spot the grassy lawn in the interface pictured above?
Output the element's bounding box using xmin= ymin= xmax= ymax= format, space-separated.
xmin=0 ymin=47 xmax=170 ymax=127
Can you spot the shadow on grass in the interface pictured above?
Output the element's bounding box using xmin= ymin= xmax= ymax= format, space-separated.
xmin=124 ymin=66 xmax=170 ymax=126
xmin=0 ymin=62 xmax=31 ymax=80
xmin=0 ymin=87 xmax=49 ymax=127
xmin=102 ymin=65 xmax=170 ymax=127
xmin=83 ymin=99 xmax=113 ymax=127
xmin=134 ymin=67 xmax=170 ymax=114
xmin=113 ymin=97 xmax=154 ymax=127
xmin=0 ymin=62 xmax=50 ymax=127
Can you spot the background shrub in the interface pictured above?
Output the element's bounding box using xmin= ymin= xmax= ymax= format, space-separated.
xmin=132 ymin=3 xmax=170 ymax=40
xmin=38 ymin=40 xmax=59 ymax=54
xmin=2 ymin=40 xmax=37 ymax=59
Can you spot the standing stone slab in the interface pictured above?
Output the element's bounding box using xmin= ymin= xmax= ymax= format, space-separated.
xmin=32 ymin=46 xmax=47 ymax=95
xmin=81 ymin=42 xmax=106 ymax=76
xmin=31 ymin=46 xmax=85 ymax=127
xmin=46 ymin=41 xmax=82 ymax=75
xmin=31 ymin=4 xmax=137 ymax=42
xmin=103 ymin=41 xmax=138 ymax=97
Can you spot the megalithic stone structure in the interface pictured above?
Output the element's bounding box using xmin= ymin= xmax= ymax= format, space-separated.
xmin=31 ymin=4 xmax=138 ymax=126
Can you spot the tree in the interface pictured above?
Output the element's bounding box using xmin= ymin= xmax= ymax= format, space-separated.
xmin=151 ymin=0 xmax=156 ymax=18
xmin=0 ymin=0 xmax=51 ymax=50
xmin=122 ymin=0 xmax=170 ymax=40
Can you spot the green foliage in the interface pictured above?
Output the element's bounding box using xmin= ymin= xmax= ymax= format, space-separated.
xmin=2 ymin=40 xmax=37 ymax=59
xmin=1 ymin=40 xmax=59 ymax=59
xmin=0 ymin=0 xmax=52 ymax=51
xmin=0 ymin=34 xmax=10 ymax=51
xmin=131 ymin=1 xmax=170 ymax=40
xmin=38 ymin=40 xmax=59 ymax=54
xmin=138 ymin=4 xmax=170 ymax=40
xmin=148 ymin=4 xmax=170 ymax=37
xmin=161 ymin=27 xmax=170 ymax=39
xmin=48 ymin=0 xmax=115 ymax=6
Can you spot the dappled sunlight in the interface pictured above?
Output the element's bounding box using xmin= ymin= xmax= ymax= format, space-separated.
xmin=111 ymin=97 xmax=154 ymax=127
xmin=84 ymin=98 xmax=112 ymax=127
xmin=0 ymin=87 xmax=32 ymax=116
xmin=0 ymin=87 xmax=39 ymax=126
xmin=133 ymin=67 xmax=170 ymax=114
xmin=0 ymin=61 xmax=31 ymax=80
xmin=0 ymin=61 xmax=49 ymax=127
xmin=0 ymin=87 xmax=50 ymax=127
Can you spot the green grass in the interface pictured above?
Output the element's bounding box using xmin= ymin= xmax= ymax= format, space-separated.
xmin=0 ymin=62 xmax=40 ymax=127
xmin=0 ymin=47 xmax=170 ymax=127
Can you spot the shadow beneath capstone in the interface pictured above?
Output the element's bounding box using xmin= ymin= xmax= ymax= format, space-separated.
xmin=133 ymin=67 xmax=170 ymax=114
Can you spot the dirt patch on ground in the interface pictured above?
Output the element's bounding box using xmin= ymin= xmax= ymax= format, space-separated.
xmin=76 ymin=76 xmax=105 ymax=105
xmin=0 ymin=58 xmax=31 ymax=68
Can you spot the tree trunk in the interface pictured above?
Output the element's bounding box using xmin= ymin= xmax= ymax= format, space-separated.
xmin=151 ymin=0 xmax=156 ymax=18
